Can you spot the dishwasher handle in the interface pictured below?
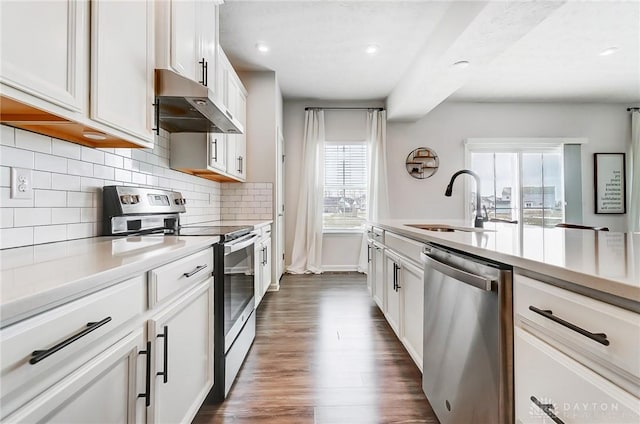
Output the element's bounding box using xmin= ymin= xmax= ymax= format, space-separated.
xmin=421 ymin=251 xmax=494 ymax=291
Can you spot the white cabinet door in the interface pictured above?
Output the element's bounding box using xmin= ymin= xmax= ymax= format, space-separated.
xmin=372 ymin=245 xmax=384 ymax=310
xmin=384 ymin=251 xmax=401 ymax=337
xmin=366 ymin=241 xmax=374 ymax=296
xmin=515 ymin=328 xmax=640 ymax=424
xmin=5 ymin=329 xmax=147 ymax=423
xmin=91 ymin=0 xmax=154 ymax=143
xmin=0 ymin=0 xmax=87 ymax=112
xmin=208 ymin=133 xmax=227 ymax=172
xmin=198 ymin=0 xmax=218 ymax=94
xmin=254 ymin=239 xmax=264 ymax=307
xmin=150 ymin=279 xmax=214 ymax=424
xmin=169 ymin=0 xmax=198 ymax=80
xmin=400 ymin=259 xmax=424 ymax=370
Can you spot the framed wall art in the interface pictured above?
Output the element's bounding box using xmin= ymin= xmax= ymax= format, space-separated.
xmin=594 ymin=153 xmax=626 ymax=214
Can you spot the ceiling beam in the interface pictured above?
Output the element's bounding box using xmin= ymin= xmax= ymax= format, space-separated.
xmin=386 ymin=1 xmax=567 ymax=122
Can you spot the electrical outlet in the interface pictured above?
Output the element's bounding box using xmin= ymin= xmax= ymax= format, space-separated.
xmin=10 ymin=167 xmax=32 ymax=199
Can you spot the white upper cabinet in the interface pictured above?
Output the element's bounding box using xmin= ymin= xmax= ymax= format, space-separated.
xmin=90 ymin=0 xmax=154 ymax=143
xmin=157 ymin=0 xmax=218 ymax=91
xmin=0 ymin=0 xmax=87 ymax=112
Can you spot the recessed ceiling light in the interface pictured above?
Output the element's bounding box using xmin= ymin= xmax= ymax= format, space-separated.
xmin=82 ymin=131 xmax=107 ymax=140
xmin=365 ymin=44 xmax=379 ymax=55
xmin=255 ymin=43 xmax=270 ymax=53
xmin=599 ymin=46 xmax=619 ymax=57
xmin=452 ymin=60 xmax=470 ymax=69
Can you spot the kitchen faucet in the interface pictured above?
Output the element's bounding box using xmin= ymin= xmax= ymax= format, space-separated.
xmin=445 ymin=169 xmax=487 ymax=228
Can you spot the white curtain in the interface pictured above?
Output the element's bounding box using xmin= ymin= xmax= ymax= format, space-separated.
xmin=629 ymin=110 xmax=640 ymax=232
xmin=358 ymin=110 xmax=390 ymax=272
xmin=288 ymin=110 xmax=325 ymax=274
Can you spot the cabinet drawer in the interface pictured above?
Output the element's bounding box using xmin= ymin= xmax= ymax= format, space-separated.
xmin=385 ymin=231 xmax=424 ymax=266
xmin=149 ymin=248 xmax=213 ymax=307
xmin=514 ymin=274 xmax=640 ymax=383
xmin=0 ymin=276 xmax=145 ymax=417
xmin=366 ymin=226 xmax=384 ymax=243
xmin=515 ymin=328 xmax=640 ymax=424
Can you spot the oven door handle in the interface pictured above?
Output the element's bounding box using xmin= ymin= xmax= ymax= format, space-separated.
xmin=224 ymin=233 xmax=258 ymax=255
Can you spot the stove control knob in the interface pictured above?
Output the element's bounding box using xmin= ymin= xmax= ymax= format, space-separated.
xmin=175 ymin=198 xmax=186 ymax=205
xmin=131 ymin=195 xmax=140 ymax=204
xmin=120 ymin=195 xmax=131 ymax=204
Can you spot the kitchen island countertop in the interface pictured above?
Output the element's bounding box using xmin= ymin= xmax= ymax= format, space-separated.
xmin=372 ymin=220 xmax=639 ymax=306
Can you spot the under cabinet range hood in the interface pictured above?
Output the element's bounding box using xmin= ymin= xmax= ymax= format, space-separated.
xmin=154 ymin=69 xmax=244 ymax=134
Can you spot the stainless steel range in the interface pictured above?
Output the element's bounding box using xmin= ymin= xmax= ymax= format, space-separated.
xmin=102 ymin=185 xmax=256 ymax=401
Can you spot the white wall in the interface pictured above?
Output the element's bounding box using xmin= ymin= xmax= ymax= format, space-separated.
xmin=387 ymin=102 xmax=631 ymax=231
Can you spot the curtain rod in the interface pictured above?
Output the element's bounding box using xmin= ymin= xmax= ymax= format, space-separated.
xmin=628 ymin=107 xmax=640 ymax=111
xmin=304 ymin=107 xmax=384 ymax=111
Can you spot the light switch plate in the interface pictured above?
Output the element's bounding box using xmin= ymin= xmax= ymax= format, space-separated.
xmin=10 ymin=167 xmax=32 ymax=199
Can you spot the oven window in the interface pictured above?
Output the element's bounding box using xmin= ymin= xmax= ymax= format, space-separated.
xmin=224 ymin=244 xmax=254 ymax=337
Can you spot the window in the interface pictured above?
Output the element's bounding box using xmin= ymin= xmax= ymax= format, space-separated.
xmin=467 ymin=142 xmax=565 ymax=228
xmin=323 ymin=142 xmax=367 ymax=230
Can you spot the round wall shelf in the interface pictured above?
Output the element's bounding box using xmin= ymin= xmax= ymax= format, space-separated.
xmin=406 ymin=147 xmax=439 ymax=179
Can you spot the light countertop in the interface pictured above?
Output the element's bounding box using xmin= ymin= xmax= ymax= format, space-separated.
xmin=0 ymin=235 xmax=219 ymax=327
xmin=372 ymin=220 xmax=639 ymax=305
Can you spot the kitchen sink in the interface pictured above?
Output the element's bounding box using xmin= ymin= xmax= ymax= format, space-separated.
xmin=405 ymin=224 xmax=493 ymax=233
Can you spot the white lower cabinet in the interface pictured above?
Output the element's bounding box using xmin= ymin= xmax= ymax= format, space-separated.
xmin=149 ymin=279 xmax=214 ymax=424
xmin=4 ymin=328 xmax=147 ymax=423
xmin=515 ymin=327 xmax=640 ymax=423
xmin=366 ymin=240 xmax=374 ymax=296
xmin=399 ymin=258 xmax=424 ymax=370
xmin=255 ymin=227 xmax=273 ymax=308
xmin=384 ymin=250 xmax=401 ymax=337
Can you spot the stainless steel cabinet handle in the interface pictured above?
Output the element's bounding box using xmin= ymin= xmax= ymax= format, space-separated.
xmin=183 ymin=264 xmax=208 ymax=278
xmin=30 ymin=317 xmax=112 ymax=364
xmin=529 ymin=306 xmax=610 ymax=346
xmin=530 ymin=396 xmax=565 ymax=424
xmin=423 ymin=252 xmax=494 ymax=291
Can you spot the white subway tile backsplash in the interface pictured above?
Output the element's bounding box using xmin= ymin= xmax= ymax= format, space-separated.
xmin=15 ymin=130 xmax=52 ymax=154
xmin=0 ymin=166 xmax=9 ymax=187
xmin=67 ymin=222 xmax=95 ymax=239
xmin=104 ymin=153 xmax=123 ymax=169
xmin=114 ymin=169 xmax=132 ymax=183
xmin=67 ymin=191 xmax=92 ymax=207
xmin=35 ymin=152 xmax=66 ymax=173
xmin=35 ymin=190 xmax=67 ymax=207
xmin=1 ymin=187 xmax=35 ymax=207
xmin=1 ymin=145 xmax=34 ymax=168
xmin=1 ymin=208 xmax=14 ymax=228
xmin=93 ymin=164 xmax=115 ymax=180
xmin=32 ymin=171 xmax=52 ymax=189
xmin=81 ymin=146 xmax=105 ymax=165
xmin=67 ymin=159 xmax=93 ymax=177
xmin=52 ymin=139 xmax=81 ymax=159
xmin=0 ymin=124 xmax=220 ymax=248
xmin=52 ymin=173 xmax=81 ymax=191
xmin=0 ymin=227 xmax=33 ymax=249
xmin=0 ymin=126 xmax=15 ymax=146
xmin=14 ymin=208 xmax=51 ymax=227
xmin=34 ymin=224 xmax=67 ymax=244
xmin=52 ymin=207 xmax=80 ymax=224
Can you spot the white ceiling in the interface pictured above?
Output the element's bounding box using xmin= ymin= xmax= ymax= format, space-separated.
xmin=219 ymin=1 xmax=640 ymax=120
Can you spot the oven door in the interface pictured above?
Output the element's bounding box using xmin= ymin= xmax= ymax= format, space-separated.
xmin=223 ymin=234 xmax=256 ymax=352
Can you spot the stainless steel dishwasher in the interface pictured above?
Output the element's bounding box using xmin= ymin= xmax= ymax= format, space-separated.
xmin=420 ymin=243 xmax=513 ymax=424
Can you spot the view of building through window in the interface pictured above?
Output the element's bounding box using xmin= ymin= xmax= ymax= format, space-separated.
xmin=323 ymin=143 xmax=368 ymax=230
xmin=470 ymin=150 xmax=564 ymax=227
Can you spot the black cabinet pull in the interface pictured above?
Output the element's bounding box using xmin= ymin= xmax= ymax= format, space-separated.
xmin=183 ymin=264 xmax=208 ymax=278
xmin=367 ymin=245 xmax=371 ymax=263
xmin=529 ymin=306 xmax=610 ymax=346
xmin=238 ymin=156 xmax=243 ymax=174
xmin=211 ymin=137 xmax=218 ymax=162
xmin=138 ymin=341 xmax=151 ymax=407
xmin=393 ymin=263 xmax=399 ymax=291
xmin=199 ymin=58 xmax=207 ymax=86
xmin=157 ymin=326 xmax=169 ymax=383
xmin=530 ymin=396 xmax=565 ymax=424
xmin=152 ymin=99 xmax=160 ymax=135
xmin=30 ymin=317 xmax=112 ymax=365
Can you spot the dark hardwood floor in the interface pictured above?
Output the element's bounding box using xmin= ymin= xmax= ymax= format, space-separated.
xmin=194 ymin=273 xmax=438 ymax=424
